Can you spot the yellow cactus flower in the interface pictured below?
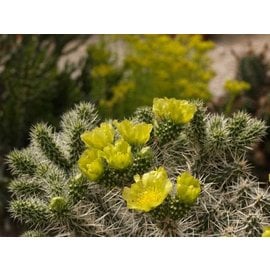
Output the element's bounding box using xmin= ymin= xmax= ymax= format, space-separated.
xmin=102 ymin=139 xmax=132 ymax=170
xmin=262 ymin=226 xmax=270 ymax=237
xmin=78 ymin=148 xmax=104 ymax=181
xmin=114 ymin=119 xmax=153 ymax=145
xmin=122 ymin=167 xmax=172 ymax=212
xmin=176 ymin=171 xmax=201 ymax=204
xmin=224 ymin=80 xmax=250 ymax=95
xmin=153 ymin=97 xmax=197 ymax=124
xmin=80 ymin=122 xmax=114 ymax=150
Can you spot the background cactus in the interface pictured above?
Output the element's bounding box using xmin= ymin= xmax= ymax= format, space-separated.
xmin=213 ymin=44 xmax=270 ymax=183
xmin=7 ymin=98 xmax=269 ymax=236
xmin=0 ymin=34 xmax=91 ymax=235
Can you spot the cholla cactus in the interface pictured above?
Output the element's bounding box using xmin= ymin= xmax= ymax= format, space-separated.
xmin=214 ymin=45 xmax=270 ymax=183
xmin=7 ymin=98 xmax=269 ymax=236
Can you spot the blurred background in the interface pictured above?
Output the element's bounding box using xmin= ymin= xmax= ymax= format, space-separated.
xmin=1 ymin=34 xmax=270 ymax=236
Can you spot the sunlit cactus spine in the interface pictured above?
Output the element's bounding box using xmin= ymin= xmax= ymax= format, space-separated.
xmin=7 ymin=97 xmax=270 ymax=236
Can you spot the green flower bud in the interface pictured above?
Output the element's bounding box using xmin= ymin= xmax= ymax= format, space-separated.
xmin=49 ymin=196 xmax=68 ymax=213
xmin=176 ymin=172 xmax=201 ymax=204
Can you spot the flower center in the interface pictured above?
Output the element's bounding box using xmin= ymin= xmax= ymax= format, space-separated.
xmin=137 ymin=190 xmax=160 ymax=207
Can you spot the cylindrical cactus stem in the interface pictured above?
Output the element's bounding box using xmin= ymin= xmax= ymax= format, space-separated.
xmin=129 ymin=147 xmax=154 ymax=176
xmin=151 ymin=197 xmax=191 ymax=221
xmin=69 ymin=174 xmax=89 ymax=203
xmin=10 ymin=199 xmax=50 ymax=228
xmin=61 ymin=102 xmax=99 ymax=165
xmin=66 ymin=122 xmax=89 ymax=165
xmin=188 ymin=101 xmax=208 ymax=147
xmin=7 ymin=149 xmax=37 ymax=176
xmin=9 ymin=178 xmax=44 ymax=198
xmin=133 ymin=106 xmax=154 ymax=124
xmin=237 ymin=54 xmax=266 ymax=95
xmin=154 ymin=119 xmax=183 ymax=145
xmin=31 ymin=123 xmax=70 ymax=170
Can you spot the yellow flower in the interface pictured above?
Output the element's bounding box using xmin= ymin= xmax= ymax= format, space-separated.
xmin=80 ymin=122 xmax=114 ymax=150
xmin=114 ymin=119 xmax=153 ymax=145
xmin=262 ymin=226 xmax=270 ymax=237
xmin=102 ymin=139 xmax=132 ymax=170
xmin=224 ymin=80 xmax=250 ymax=95
xmin=176 ymin=172 xmax=201 ymax=204
xmin=78 ymin=148 xmax=104 ymax=181
xmin=91 ymin=64 xmax=113 ymax=78
xmin=153 ymin=97 xmax=197 ymax=124
xmin=122 ymin=167 xmax=172 ymax=212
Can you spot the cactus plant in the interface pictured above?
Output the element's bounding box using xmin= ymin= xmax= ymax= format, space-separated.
xmin=0 ymin=35 xmax=87 ymax=155
xmin=7 ymin=98 xmax=269 ymax=236
xmin=214 ymin=44 xmax=270 ymax=183
xmin=0 ymin=34 xmax=92 ymax=235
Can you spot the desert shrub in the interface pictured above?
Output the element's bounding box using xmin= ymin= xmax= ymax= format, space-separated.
xmin=86 ymin=35 xmax=214 ymax=118
xmin=0 ymin=35 xmax=89 ymax=154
